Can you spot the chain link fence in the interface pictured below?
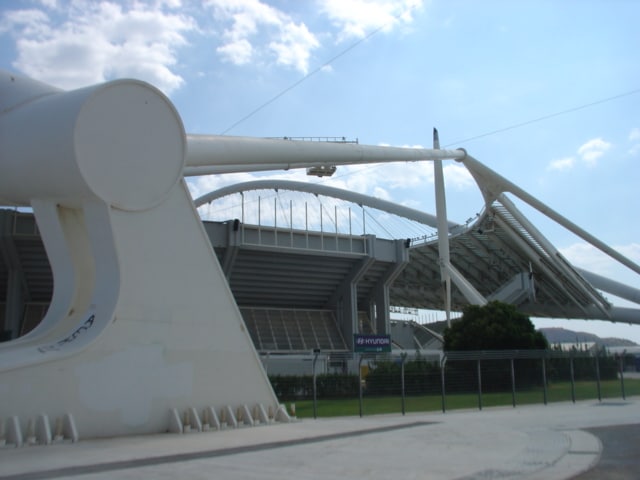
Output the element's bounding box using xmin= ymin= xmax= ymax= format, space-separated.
xmin=266 ymin=349 xmax=638 ymax=418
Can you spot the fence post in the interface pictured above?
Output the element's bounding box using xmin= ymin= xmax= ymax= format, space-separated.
xmin=595 ymin=351 xmax=602 ymax=402
xmin=440 ymin=354 xmax=447 ymax=413
xmin=569 ymin=352 xmax=576 ymax=403
xmin=312 ymin=349 xmax=320 ymax=419
xmin=542 ymin=356 xmax=548 ymax=405
xmin=618 ymin=352 xmax=626 ymax=400
xmin=510 ymin=357 xmax=516 ymax=408
xmin=477 ymin=359 xmax=482 ymax=411
xmin=400 ymin=352 xmax=407 ymax=416
xmin=358 ymin=354 xmax=364 ymax=417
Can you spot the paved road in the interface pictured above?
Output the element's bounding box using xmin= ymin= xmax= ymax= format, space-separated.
xmin=1 ymin=399 xmax=639 ymax=480
xmin=571 ymin=423 xmax=640 ymax=480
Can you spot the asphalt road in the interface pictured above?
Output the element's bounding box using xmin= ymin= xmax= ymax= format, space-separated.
xmin=571 ymin=423 xmax=640 ymax=479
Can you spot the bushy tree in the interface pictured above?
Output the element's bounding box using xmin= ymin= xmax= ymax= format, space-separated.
xmin=444 ymin=301 xmax=548 ymax=351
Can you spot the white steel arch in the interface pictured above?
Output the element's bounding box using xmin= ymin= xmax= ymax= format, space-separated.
xmin=194 ymin=179 xmax=459 ymax=231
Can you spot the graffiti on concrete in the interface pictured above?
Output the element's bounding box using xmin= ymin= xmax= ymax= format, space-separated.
xmin=38 ymin=314 xmax=95 ymax=353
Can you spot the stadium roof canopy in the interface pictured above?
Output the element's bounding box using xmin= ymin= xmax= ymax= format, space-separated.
xmin=193 ymin=152 xmax=640 ymax=325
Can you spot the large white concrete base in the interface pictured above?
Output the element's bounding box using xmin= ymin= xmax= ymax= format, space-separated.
xmin=0 ymin=71 xmax=282 ymax=441
xmin=0 ymin=183 xmax=282 ymax=439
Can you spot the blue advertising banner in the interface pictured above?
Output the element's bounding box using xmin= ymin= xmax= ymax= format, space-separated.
xmin=353 ymin=334 xmax=391 ymax=353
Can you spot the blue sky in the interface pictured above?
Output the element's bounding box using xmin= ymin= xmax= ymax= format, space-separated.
xmin=1 ymin=0 xmax=639 ymax=342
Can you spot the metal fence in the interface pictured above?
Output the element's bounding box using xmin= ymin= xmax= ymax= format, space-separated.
xmin=267 ymin=349 xmax=637 ymax=418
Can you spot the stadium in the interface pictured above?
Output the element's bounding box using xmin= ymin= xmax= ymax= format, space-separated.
xmin=1 ymin=70 xmax=639 ymax=442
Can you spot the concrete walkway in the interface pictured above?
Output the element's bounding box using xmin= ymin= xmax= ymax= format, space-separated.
xmin=1 ymin=398 xmax=638 ymax=480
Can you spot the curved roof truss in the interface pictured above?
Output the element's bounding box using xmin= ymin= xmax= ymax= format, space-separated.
xmin=195 ymin=179 xmax=459 ymax=231
xmin=195 ymin=171 xmax=640 ymax=324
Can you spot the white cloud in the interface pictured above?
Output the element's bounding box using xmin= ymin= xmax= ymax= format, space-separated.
xmin=1 ymin=0 xmax=425 ymax=92
xmin=373 ymin=162 xmax=431 ymax=189
xmin=1 ymin=1 xmax=195 ymax=94
xmin=443 ymin=163 xmax=475 ymax=190
xmin=547 ymin=156 xmax=575 ymax=171
xmin=37 ymin=0 xmax=58 ymax=8
xmin=216 ymin=38 xmax=253 ymax=65
xmin=560 ymin=242 xmax=640 ymax=288
xmin=372 ymin=185 xmax=392 ymax=200
xmin=206 ymin=0 xmax=319 ymax=74
xmin=628 ymin=128 xmax=640 ymax=156
xmin=561 ymin=243 xmax=615 ymax=275
xmin=0 ymin=8 xmax=50 ymax=36
xmin=325 ymin=164 xmax=386 ymax=192
xmin=319 ymin=0 xmax=424 ymax=41
xmin=545 ymin=138 xmax=612 ymax=172
xmin=269 ymin=21 xmax=319 ymax=72
xmin=576 ymin=137 xmax=611 ymax=167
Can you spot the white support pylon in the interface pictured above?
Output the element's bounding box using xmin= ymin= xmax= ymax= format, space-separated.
xmin=432 ymin=128 xmax=452 ymax=327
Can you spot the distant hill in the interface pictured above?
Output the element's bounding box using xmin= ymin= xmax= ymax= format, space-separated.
xmin=539 ymin=327 xmax=638 ymax=347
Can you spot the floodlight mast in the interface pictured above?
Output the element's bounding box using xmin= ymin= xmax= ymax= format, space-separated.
xmin=184 ymin=134 xmax=466 ymax=176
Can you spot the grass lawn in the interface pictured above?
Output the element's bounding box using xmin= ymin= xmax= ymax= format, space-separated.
xmin=289 ymin=378 xmax=640 ymax=418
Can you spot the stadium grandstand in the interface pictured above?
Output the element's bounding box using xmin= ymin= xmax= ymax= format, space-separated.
xmin=3 ymin=157 xmax=640 ymax=374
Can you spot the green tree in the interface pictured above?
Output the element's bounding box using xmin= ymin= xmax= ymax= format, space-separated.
xmin=443 ymin=301 xmax=548 ymax=351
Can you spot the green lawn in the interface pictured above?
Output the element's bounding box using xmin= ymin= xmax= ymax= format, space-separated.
xmin=289 ymin=378 xmax=640 ymax=418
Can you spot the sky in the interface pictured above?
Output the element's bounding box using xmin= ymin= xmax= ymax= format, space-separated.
xmin=1 ymin=0 xmax=639 ymax=342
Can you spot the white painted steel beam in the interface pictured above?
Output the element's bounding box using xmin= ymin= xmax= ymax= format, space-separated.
xmin=497 ymin=194 xmax=611 ymax=319
xmin=576 ymin=268 xmax=640 ymax=306
xmin=460 ymin=154 xmax=640 ymax=278
xmin=445 ymin=263 xmax=488 ymax=307
xmin=432 ymin=128 xmax=455 ymax=324
xmin=184 ymin=134 xmax=466 ymax=176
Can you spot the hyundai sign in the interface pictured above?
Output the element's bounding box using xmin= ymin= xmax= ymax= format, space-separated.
xmin=353 ymin=334 xmax=391 ymax=353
